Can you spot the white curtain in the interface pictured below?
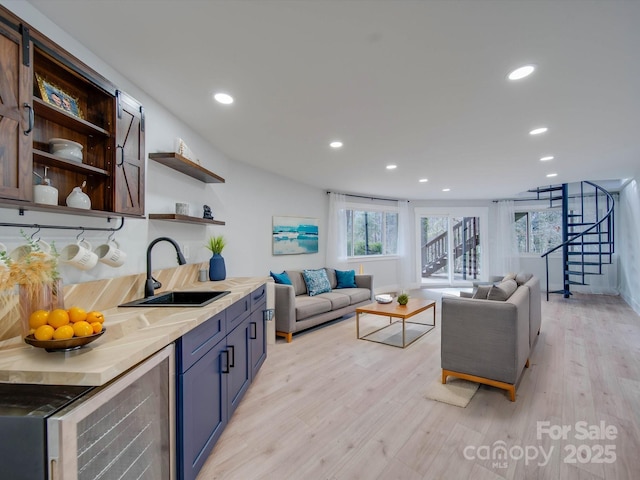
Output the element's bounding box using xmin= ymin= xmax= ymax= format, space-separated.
xmin=326 ymin=192 xmax=348 ymax=270
xmin=492 ymin=200 xmax=520 ymax=276
xmin=397 ymin=200 xmax=414 ymax=292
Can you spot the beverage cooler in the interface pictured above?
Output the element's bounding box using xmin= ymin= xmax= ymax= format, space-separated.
xmin=0 ymin=344 xmax=175 ymax=480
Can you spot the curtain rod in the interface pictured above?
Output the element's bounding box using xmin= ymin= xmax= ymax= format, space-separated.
xmin=326 ymin=191 xmax=407 ymax=203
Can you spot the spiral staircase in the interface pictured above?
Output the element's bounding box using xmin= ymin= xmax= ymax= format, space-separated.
xmin=530 ymin=181 xmax=615 ymax=300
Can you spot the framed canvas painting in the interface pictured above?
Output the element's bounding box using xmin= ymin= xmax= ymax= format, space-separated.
xmin=272 ymin=216 xmax=319 ymax=255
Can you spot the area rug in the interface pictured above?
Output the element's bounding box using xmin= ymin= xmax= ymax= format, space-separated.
xmin=425 ymin=376 xmax=479 ymax=408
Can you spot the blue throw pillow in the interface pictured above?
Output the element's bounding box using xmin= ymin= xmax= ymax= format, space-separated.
xmin=335 ymin=269 xmax=357 ymax=288
xmin=270 ymin=271 xmax=292 ymax=285
xmin=302 ymin=269 xmax=331 ymax=296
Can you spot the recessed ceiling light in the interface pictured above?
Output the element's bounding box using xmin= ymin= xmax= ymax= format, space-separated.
xmin=213 ymin=92 xmax=234 ymax=104
xmin=386 ymin=164 xmax=397 ymax=170
xmin=540 ymin=156 xmax=554 ymax=161
xmin=508 ymin=65 xmax=536 ymax=80
xmin=442 ymin=188 xmax=450 ymax=192
xmin=546 ymin=173 xmax=558 ymax=178
xmin=419 ymin=178 xmax=428 ymax=183
xmin=529 ymin=127 xmax=548 ymax=135
xmin=329 ymin=141 xmax=343 ymax=148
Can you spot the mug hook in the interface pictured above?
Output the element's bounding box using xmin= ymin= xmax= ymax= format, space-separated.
xmin=30 ymin=226 xmax=41 ymax=242
xmin=76 ymin=228 xmax=85 ymax=242
xmin=107 ymin=230 xmax=115 ymax=242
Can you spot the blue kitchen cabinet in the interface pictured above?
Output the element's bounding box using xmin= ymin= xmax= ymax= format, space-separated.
xmin=176 ymin=285 xmax=267 ymax=480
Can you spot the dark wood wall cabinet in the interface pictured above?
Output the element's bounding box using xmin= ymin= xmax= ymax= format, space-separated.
xmin=0 ymin=6 xmax=145 ymax=218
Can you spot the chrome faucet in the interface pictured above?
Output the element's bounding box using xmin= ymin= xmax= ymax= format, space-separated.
xmin=145 ymin=237 xmax=187 ymax=297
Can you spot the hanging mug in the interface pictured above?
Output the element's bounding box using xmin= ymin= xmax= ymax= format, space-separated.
xmin=94 ymin=240 xmax=127 ymax=268
xmin=59 ymin=240 xmax=98 ymax=270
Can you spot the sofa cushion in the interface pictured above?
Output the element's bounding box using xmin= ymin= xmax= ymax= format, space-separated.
xmin=325 ymin=268 xmax=338 ymax=289
xmin=302 ymin=269 xmax=332 ymax=296
xmin=487 ymin=279 xmax=518 ymax=301
xmin=502 ymin=272 xmax=517 ymax=282
xmin=295 ymin=295 xmax=332 ymax=320
xmin=516 ymin=272 xmax=534 ymax=286
xmin=315 ymin=291 xmax=350 ymax=310
xmin=286 ymin=270 xmax=307 ymax=296
xmin=335 ymin=269 xmax=357 ymax=288
xmin=473 ymin=285 xmax=492 ymax=299
xmin=335 ymin=287 xmax=371 ymax=305
xmin=270 ymin=271 xmax=292 ymax=285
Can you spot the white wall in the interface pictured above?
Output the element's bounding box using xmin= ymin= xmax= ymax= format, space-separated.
xmin=618 ymin=179 xmax=640 ymax=314
xmin=0 ymin=0 xmax=328 ymax=285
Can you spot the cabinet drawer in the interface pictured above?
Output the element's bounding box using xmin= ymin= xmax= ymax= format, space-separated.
xmin=226 ymin=294 xmax=250 ymax=331
xmin=177 ymin=311 xmax=226 ymax=373
xmin=250 ymin=284 xmax=266 ymax=311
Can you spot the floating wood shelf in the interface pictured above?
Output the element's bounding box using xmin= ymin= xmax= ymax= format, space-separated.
xmin=149 ymin=153 xmax=225 ymax=183
xmin=148 ymin=213 xmax=225 ymax=225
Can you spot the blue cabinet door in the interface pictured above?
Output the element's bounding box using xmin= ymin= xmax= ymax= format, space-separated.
xmin=225 ymin=317 xmax=251 ymax=418
xmin=249 ymin=307 xmax=267 ymax=379
xmin=177 ymin=339 xmax=227 ymax=480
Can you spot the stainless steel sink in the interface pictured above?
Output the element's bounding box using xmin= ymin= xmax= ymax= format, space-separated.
xmin=118 ymin=290 xmax=230 ymax=307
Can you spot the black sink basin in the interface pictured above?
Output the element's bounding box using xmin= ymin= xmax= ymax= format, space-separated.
xmin=119 ymin=290 xmax=230 ymax=307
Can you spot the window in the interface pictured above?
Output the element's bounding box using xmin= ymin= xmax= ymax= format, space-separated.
xmin=347 ymin=209 xmax=398 ymax=257
xmin=515 ymin=209 xmax=562 ymax=254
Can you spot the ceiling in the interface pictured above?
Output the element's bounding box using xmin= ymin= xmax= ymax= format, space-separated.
xmin=26 ymin=0 xmax=640 ymax=200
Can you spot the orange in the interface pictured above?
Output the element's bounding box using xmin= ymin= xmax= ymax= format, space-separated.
xmin=34 ymin=324 xmax=55 ymax=341
xmin=48 ymin=309 xmax=70 ymax=329
xmin=67 ymin=306 xmax=87 ymax=323
xmin=72 ymin=321 xmax=93 ymax=337
xmin=86 ymin=311 xmax=104 ymax=323
xmin=29 ymin=310 xmax=50 ymax=329
xmin=90 ymin=322 xmax=103 ymax=334
xmin=52 ymin=325 xmax=74 ymax=340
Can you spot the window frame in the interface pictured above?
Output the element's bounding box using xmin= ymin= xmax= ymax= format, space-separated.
xmin=346 ymin=202 xmax=399 ymax=259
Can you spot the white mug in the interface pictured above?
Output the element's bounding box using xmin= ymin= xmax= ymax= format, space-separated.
xmin=59 ymin=240 xmax=98 ymax=270
xmin=9 ymin=239 xmax=52 ymax=262
xmin=94 ymin=240 xmax=127 ymax=267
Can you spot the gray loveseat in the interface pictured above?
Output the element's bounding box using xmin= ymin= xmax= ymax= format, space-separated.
xmin=441 ymin=273 xmax=541 ymax=401
xmin=274 ymin=268 xmax=373 ymax=342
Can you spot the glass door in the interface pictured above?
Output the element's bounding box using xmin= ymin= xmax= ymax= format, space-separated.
xmin=419 ymin=213 xmax=482 ymax=286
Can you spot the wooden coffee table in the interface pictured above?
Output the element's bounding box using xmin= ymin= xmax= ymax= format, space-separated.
xmin=356 ymin=298 xmax=436 ymax=348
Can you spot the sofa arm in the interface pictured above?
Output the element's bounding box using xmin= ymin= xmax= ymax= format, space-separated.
xmin=355 ymin=274 xmax=373 ymax=300
xmin=274 ymin=284 xmax=297 ymax=334
xmin=441 ymin=287 xmax=530 ymax=385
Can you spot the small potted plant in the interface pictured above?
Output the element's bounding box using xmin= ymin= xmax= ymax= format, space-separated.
xmin=397 ymin=293 xmax=409 ymax=306
xmin=205 ymin=235 xmax=227 ymax=281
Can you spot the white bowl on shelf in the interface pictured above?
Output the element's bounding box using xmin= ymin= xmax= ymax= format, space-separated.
xmin=49 ymin=138 xmax=83 ymax=162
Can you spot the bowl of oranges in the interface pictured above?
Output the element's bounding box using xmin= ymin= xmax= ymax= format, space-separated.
xmin=24 ymin=306 xmax=105 ymax=352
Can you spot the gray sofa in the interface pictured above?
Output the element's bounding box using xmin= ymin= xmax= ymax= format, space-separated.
xmin=441 ymin=273 xmax=541 ymax=401
xmin=274 ymin=268 xmax=373 ymax=342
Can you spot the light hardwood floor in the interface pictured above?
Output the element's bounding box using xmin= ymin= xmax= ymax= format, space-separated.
xmin=197 ymin=293 xmax=640 ymax=479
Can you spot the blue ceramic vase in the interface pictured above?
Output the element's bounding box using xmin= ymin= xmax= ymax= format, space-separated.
xmin=209 ymin=254 xmax=226 ymax=281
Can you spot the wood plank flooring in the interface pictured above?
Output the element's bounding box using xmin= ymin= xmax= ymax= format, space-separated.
xmin=196 ymin=293 xmax=640 ymax=479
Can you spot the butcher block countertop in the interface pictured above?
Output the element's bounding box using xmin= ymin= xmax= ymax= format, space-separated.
xmin=0 ymin=275 xmax=268 ymax=386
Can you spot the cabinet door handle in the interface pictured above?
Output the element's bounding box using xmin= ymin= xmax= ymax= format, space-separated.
xmin=23 ymin=103 xmax=33 ymax=135
xmin=250 ymin=322 xmax=257 ymax=340
xmin=228 ymin=345 xmax=235 ymax=368
xmin=221 ymin=350 xmax=230 ymax=374
xmin=116 ymin=144 xmax=124 ymax=166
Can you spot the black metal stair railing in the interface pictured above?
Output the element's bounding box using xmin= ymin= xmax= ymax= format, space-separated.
xmin=537 ymin=181 xmax=615 ymax=300
xmin=421 ymin=217 xmax=480 ymax=279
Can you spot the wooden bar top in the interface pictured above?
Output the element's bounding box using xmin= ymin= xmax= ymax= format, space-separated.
xmin=0 ymin=275 xmax=268 ymax=386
